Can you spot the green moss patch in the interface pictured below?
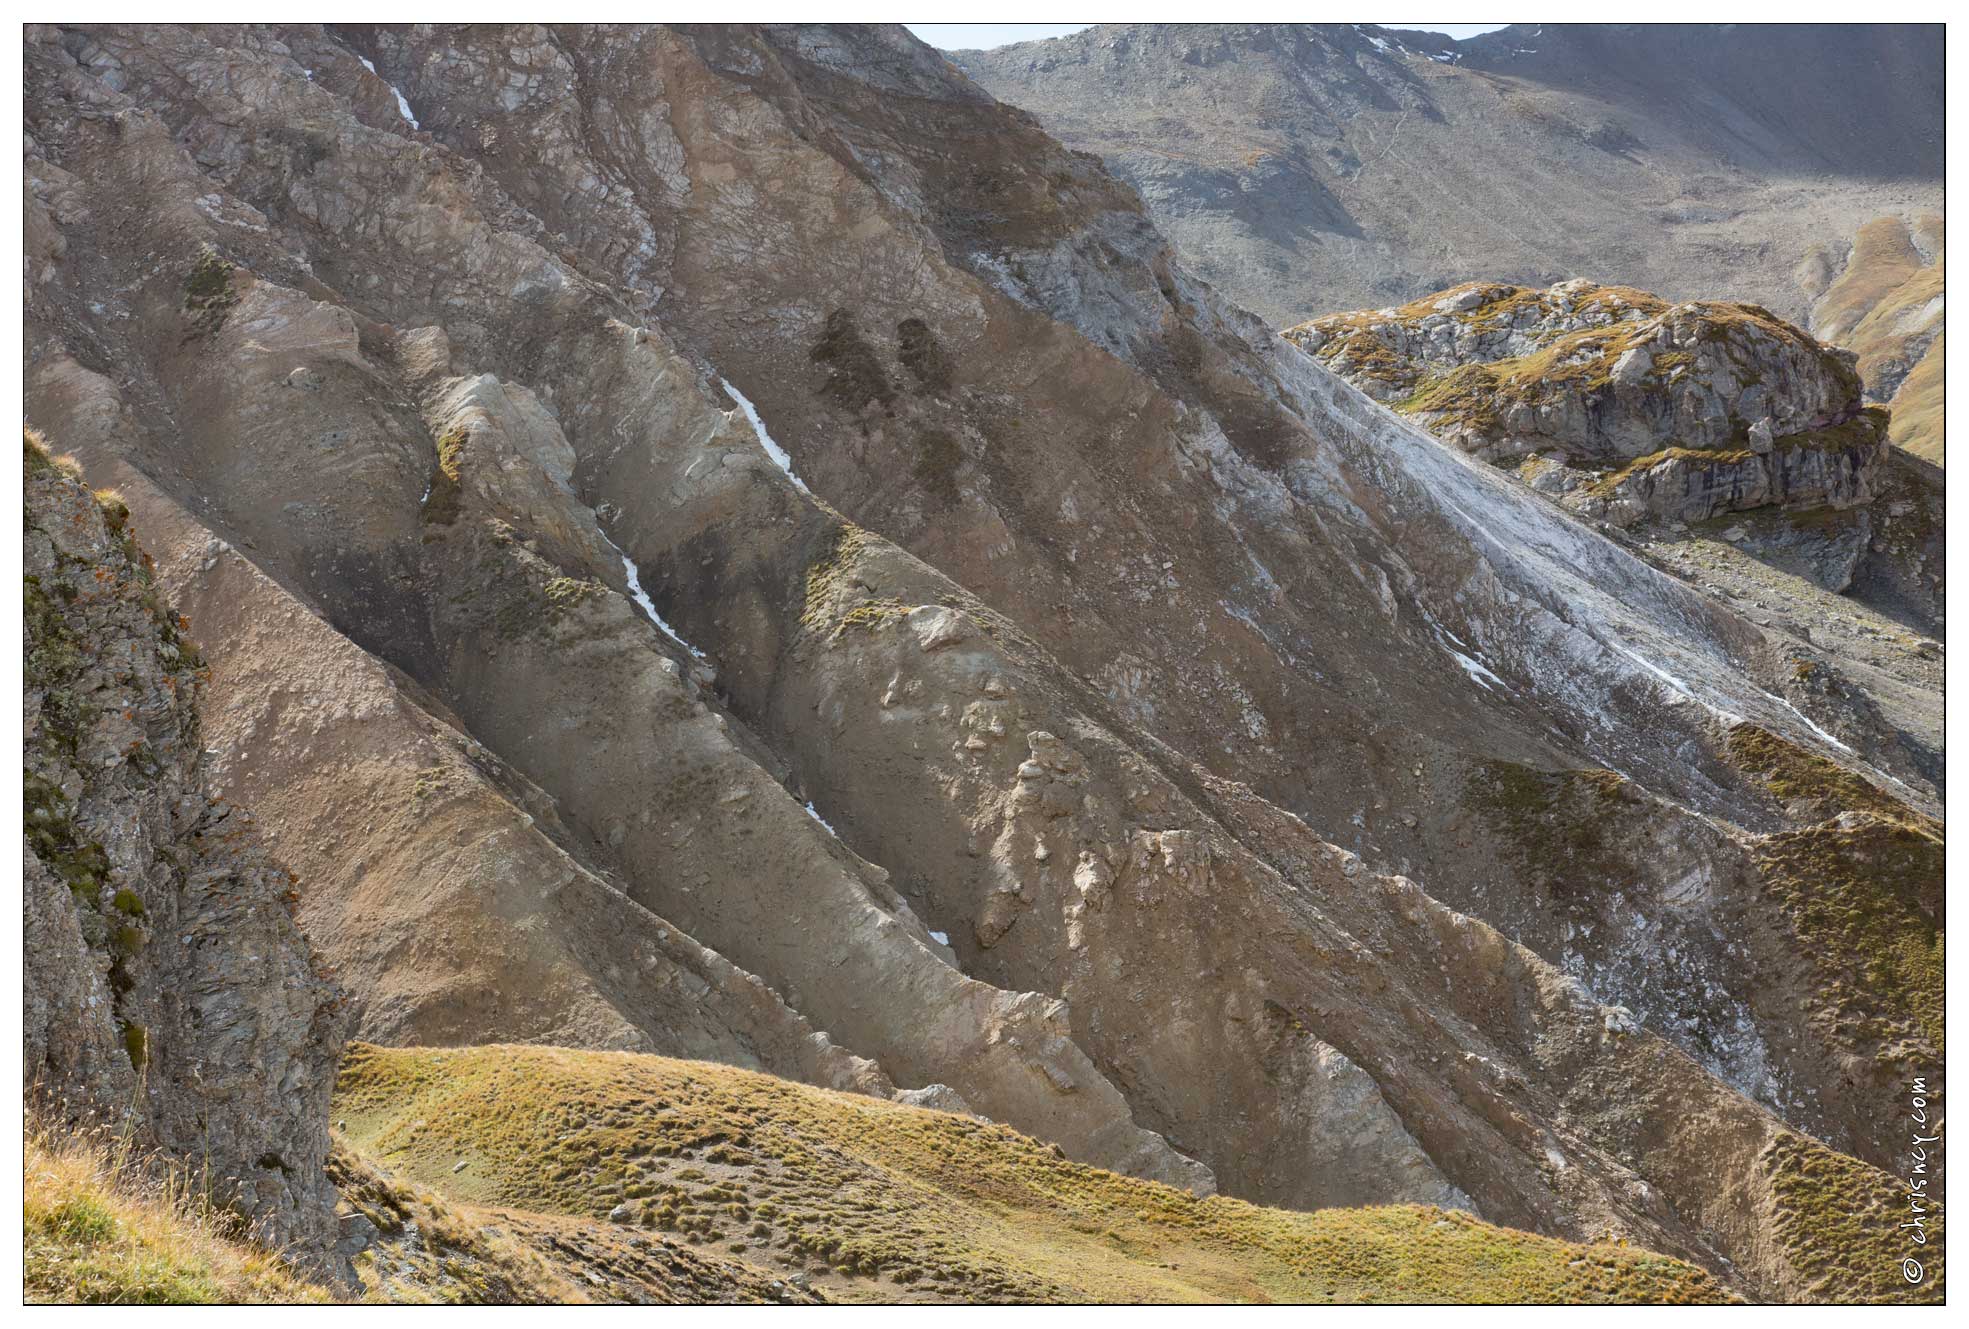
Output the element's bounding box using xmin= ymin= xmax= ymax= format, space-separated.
xmin=25 ymin=773 xmax=112 ymax=907
xmin=1727 ymin=724 xmax=1943 ymax=1063
xmin=1725 ymin=724 xmax=1925 ymax=827
xmin=1464 ymin=761 xmax=1631 ymax=903
xmin=183 ymin=246 xmax=240 ymax=331
xmin=1754 ymin=817 xmax=1942 ymax=1057
xmin=422 ymin=426 xmax=469 ymax=526
xmin=121 ymin=1022 xmax=149 ymax=1071
xmin=1771 ymin=407 xmax=1890 ymax=455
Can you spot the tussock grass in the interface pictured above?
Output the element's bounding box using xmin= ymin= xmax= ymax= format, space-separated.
xmin=1765 ymin=1131 xmax=1943 ymax=1304
xmin=24 ymin=1119 xmax=328 ymax=1305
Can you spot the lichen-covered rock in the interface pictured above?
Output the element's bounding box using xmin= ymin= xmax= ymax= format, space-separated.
xmin=22 ymin=433 xmax=351 ymax=1284
xmin=1284 ymin=279 xmax=1888 ymax=523
xmin=1571 ymin=409 xmax=1890 ymax=527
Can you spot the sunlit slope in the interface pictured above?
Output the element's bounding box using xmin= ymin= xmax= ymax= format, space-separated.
xmin=335 ymin=1043 xmax=1731 ymax=1304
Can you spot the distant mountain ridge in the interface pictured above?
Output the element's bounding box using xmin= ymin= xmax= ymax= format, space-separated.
xmin=951 ymin=23 xmax=1943 ymax=326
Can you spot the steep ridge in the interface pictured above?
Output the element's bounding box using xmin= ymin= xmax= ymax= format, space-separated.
xmin=24 ymin=434 xmax=351 ymax=1282
xmin=22 ymin=23 xmax=1941 ymax=1303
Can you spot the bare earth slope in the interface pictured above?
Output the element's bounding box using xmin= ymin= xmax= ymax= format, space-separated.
xmin=22 ymin=23 xmax=1941 ymax=1303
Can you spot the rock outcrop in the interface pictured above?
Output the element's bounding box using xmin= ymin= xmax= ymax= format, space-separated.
xmin=1284 ymin=279 xmax=1888 ymax=526
xmin=1279 ymin=276 xmax=1941 ymax=798
xmin=24 ymin=433 xmax=351 ymax=1281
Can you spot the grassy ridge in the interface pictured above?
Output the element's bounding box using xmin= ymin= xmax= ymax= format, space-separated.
xmin=334 ymin=1042 xmax=1731 ymax=1304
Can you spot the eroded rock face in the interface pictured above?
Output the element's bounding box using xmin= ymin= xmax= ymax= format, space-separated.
xmin=20 ymin=22 xmax=1942 ymax=1303
xmin=23 ymin=438 xmax=351 ymax=1282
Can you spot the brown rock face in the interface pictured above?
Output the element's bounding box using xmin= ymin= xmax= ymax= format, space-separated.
xmin=21 ymin=23 xmax=1942 ymax=1303
xmin=24 ymin=436 xmax=352 ymax=1282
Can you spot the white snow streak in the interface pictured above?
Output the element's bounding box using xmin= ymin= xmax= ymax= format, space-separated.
xmin=1448 ymin=645 xmax=1505 ymax=692
xmin=359 ymin=55 xmax=420 ymax=129
xmin=1759 ymin=690 xmax=1854 ymax=755
xmin=601 ymin=532 xmax=708 ymax=662
xmin=720 ymin=377 xmax=808 ymax=493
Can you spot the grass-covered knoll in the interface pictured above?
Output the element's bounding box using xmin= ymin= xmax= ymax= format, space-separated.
xmin=25 ymin=1122 xmax=329 ymax=1305
xmin=335 ymin=1042 xmax=1730 ymax=1304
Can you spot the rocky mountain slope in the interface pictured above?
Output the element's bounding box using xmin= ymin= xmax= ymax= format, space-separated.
xmin=24 ymin=433 xmax=351 ymax=1283
xmin=1282 ymin=279 xmax=1943 ymax=799
xmin=951 ymin=23 xmax=1943 ymax=452
xmin=952 ymin=23 xmax=1942 ymax=326
xmin=22 ymin=22 xmax=1942 ymax=1303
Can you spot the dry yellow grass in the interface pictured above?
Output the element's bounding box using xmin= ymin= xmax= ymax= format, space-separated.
xmin=1811 ymin=215 xmax=1943 ymax=463
xmin=24 ymin=1120 xmax=329 ymax=1305
xmin=1887 ymin=329 xmax=1943 ymax=464
xmin=336 ymin=1042 xmax=1733 ymax=1304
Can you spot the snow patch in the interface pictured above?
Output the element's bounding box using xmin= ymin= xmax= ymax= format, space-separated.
xmin=600 ymin=531 xmax=709 ymax=662
xmin=359 ymin=55 xmax=420 ymax=129
xmin=803 ymin=801 xmax=837 ymax=836
xmin=1448 ymin=645 xmax=1505 ymax=692
xmin=1758 ymin=689 xmax=1853 ymax=755
xmin=719 ymin=377 xmax=808 ymax=494
xmin=1422 ymin=613 xmax=1507 ymax=693
xmin=928 ymin=930 xmax=950 ymax=946
xmin=1355 ymin=25 xmax=1400 ymax=56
